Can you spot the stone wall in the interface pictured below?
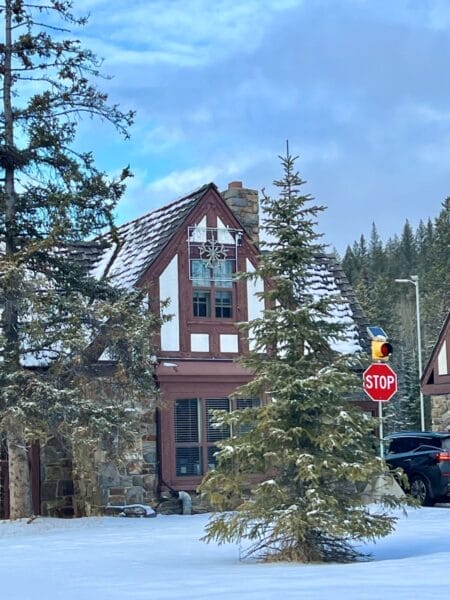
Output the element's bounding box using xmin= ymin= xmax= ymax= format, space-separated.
xmin=39 ymin=410 xmax=159 ymax=516
xmin=96 ymin=412 xmax=158 ymax=511
xmin=431 ymin=394 xmax=450 ymax=431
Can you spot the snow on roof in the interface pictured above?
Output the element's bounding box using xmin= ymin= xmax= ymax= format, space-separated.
xmin=90 ymin=184 xmax=214 ymax=288
xmin=1 ymin=182 xmax=368 ymax=362
xmin=308 ymin=254 xmax=369 ymax=355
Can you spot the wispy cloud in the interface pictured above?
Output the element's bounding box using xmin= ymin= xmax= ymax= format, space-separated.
xmin=116 ymin=147 xmax=274 ymax=221
xmin=147 ymin=166 xmax=221 ymax=196
xmin=80 ymin=0 xmax=303 ymax=68
xmin=67 ymin=0 xmax=450 ymax=253
xmin=145 ymin=150 xmax=273 ymax=196
xmin=400 ymin=102 xmax=450 ymax=124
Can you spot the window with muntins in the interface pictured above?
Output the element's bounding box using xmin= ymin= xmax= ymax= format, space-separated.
xmin=215 ymin=291 xmax=232 ymax=318
xmin=193 ymin=290 xmax=211 ymax=317
xmin=191 ymin=258 xmax=234 ymax=319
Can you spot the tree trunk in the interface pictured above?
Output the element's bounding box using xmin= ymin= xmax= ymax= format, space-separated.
xmin=7 ymin=431 xmax=33 ymax=519
xmin=2 ymin=0 xmax=33 ymax=519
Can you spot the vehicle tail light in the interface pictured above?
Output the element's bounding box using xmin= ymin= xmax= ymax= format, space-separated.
xmin=436 ymin=452 xmax=450 ymax=462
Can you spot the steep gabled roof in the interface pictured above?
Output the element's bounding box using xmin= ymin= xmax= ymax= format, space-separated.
xmin=311 ymin=253 xmax=370 ymax=355
xmin=90 ymin=183 xmax=216 ymax=288
xmin=80 ymin=181 xmax=368 ymax=355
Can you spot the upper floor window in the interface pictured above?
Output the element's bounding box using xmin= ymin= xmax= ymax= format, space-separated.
xmin=193 ymin=290 xmax=211 ymax=317
xmin=191 ymin=258 xmax=234 ymax=319
xmin=215 ymin=291 xmax=232 ymax=318
xmin=191 ymin=259 xmax=233 ymax=288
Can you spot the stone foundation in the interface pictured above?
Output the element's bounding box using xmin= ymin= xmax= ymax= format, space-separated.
xmin=39 ymin=411 xmax=159 ymax=516
xmin=431 ymin=394 xmax=450 ymax=431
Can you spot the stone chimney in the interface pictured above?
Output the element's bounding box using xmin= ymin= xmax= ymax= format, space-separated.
xmin=221 ymin=181 xmax=259 ymax=246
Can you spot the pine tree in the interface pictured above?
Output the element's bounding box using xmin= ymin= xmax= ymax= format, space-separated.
xmin=397 ymin=220 xmax=418 ymax=277
xmin=427 ymin=199 xmax=450 ymax=335
xmin=368 ymin=223 xmax=386 ymax=279
xmin=0 ymin=1 xmax=159 ymax=518
xmin=341 ymin=245 xmax=358 ymax=285
xmin=200 ymin=148 xmax=402 ymax=563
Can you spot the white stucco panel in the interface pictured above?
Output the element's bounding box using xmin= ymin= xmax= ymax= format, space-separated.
xmin=438 ymin=340 xmax=448 ymax=375
xmin=246 ymin=259 xmax=265 ymax=351
xmin=191 ymin=333 xmax=210 ymax=352
xmin=189 ymin=215 xmax=207 ymax=242
xmin=160 ymin=254 xmax=180 ymax=351
xmin=246 ymin=259 xmax=265 ymax=320
xmin=220 ymin=334 xmax=239 ymax=353
xmin=217 ymin=216 xmax=235 ymax=244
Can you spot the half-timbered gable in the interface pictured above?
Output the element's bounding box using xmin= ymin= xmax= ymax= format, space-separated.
xmin=90 ymin=182 xmax=263 ymax=492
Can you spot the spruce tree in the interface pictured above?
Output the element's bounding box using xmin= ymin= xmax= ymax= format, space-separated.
xmin=200 ymin=148 xmax=402 ymax=563
xmin=0 ymin=1 xmax=159 ymax=518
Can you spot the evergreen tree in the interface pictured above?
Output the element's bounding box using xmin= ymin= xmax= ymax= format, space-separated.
xmin=200 ymin=148 xmax=402 ymax=563
xmin=368 ymin=223 xmax=386 ymax=279
xmin=397 ymin=220 xmax=417 ymax=277
xmin=341 ymin=245 xmax=358 ymax=285
xmin=427 ymin=199 xmax=450 ymax=335
xmin=0 ymin=1 xmax=159 ymax=518
xmin=384 ymin=235 xmax=400 ymax=283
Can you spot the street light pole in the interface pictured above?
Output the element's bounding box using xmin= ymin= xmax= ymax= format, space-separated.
xmin=395 ymin=276 xmax=425 ymax=431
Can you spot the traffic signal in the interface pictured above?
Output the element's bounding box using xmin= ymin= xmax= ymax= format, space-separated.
xmin=371 ymin=339 xmax=393 ymax=362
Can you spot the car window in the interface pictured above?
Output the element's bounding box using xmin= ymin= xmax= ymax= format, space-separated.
xmin=387 ymin=437 xmax=416 ymax=453
xmin=413 ymin=444 xmax=441 ymax=453
xmin=422 ymin=437 xmax=442 ymax=448
xmin=387 ymin=437 xmax=434 ymax=453
xmin=441 ymin=438 xmax=450 ymax=451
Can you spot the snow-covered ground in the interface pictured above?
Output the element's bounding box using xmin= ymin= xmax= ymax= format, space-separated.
xmin=1 ymin=507 xmax=449 ymax=599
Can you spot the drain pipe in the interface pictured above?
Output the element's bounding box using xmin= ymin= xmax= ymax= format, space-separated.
xmin=178 ymin=491 xmax=192 ymax=515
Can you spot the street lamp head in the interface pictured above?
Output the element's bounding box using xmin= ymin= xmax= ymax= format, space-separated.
xmin=395 ymin=276 xmax=419 ymax=286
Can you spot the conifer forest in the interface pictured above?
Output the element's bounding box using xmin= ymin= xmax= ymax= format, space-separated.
xmin=341 ymin=198 xmax=450 ymax=431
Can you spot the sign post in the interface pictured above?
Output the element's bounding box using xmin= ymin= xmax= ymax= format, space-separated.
xmin=363 ymin=363 xmax=398 ymax=458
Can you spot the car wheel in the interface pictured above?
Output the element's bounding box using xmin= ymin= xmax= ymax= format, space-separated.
xmin=410 ymin=475 xmax=434 ymax=506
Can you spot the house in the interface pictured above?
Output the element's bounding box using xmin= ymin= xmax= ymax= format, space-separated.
xmin=422 ymin=311 xmax=450 ymax=431
xmin=0 ymin=181 xmax=372 ymax=518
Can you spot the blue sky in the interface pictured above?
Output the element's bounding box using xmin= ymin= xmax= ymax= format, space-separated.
xmin=73 ymin=0 xmax=449 ymax=254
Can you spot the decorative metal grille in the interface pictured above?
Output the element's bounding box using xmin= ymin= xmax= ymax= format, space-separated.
xmin=187 ymin=226 xmax=243 ymax=283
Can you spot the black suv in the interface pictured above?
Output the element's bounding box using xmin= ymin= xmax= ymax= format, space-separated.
xmin=384 ymin=431 xmax=450 ymax=506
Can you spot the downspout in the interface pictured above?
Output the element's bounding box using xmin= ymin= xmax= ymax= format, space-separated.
xmin=155 ymin=407 xmax=163 ymax=498
xmin=178 ymin=490 xmax=192 ymax=515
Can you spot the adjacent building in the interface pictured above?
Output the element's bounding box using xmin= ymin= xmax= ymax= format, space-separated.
xmin=422 ymin=312 xmax=450 ymax=431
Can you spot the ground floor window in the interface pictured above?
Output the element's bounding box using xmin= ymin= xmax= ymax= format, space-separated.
xmin=174 ymin=397 xmax=260 ymax=477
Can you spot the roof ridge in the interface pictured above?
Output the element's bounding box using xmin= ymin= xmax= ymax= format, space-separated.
xmin=114 ymin=182 xmax=216 ymax=234
xmin=90 ymin=182 xmax=218 ymax=287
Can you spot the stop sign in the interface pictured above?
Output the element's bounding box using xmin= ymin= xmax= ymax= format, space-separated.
xmin=363 ymin=363 xmax=398 ymax=402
